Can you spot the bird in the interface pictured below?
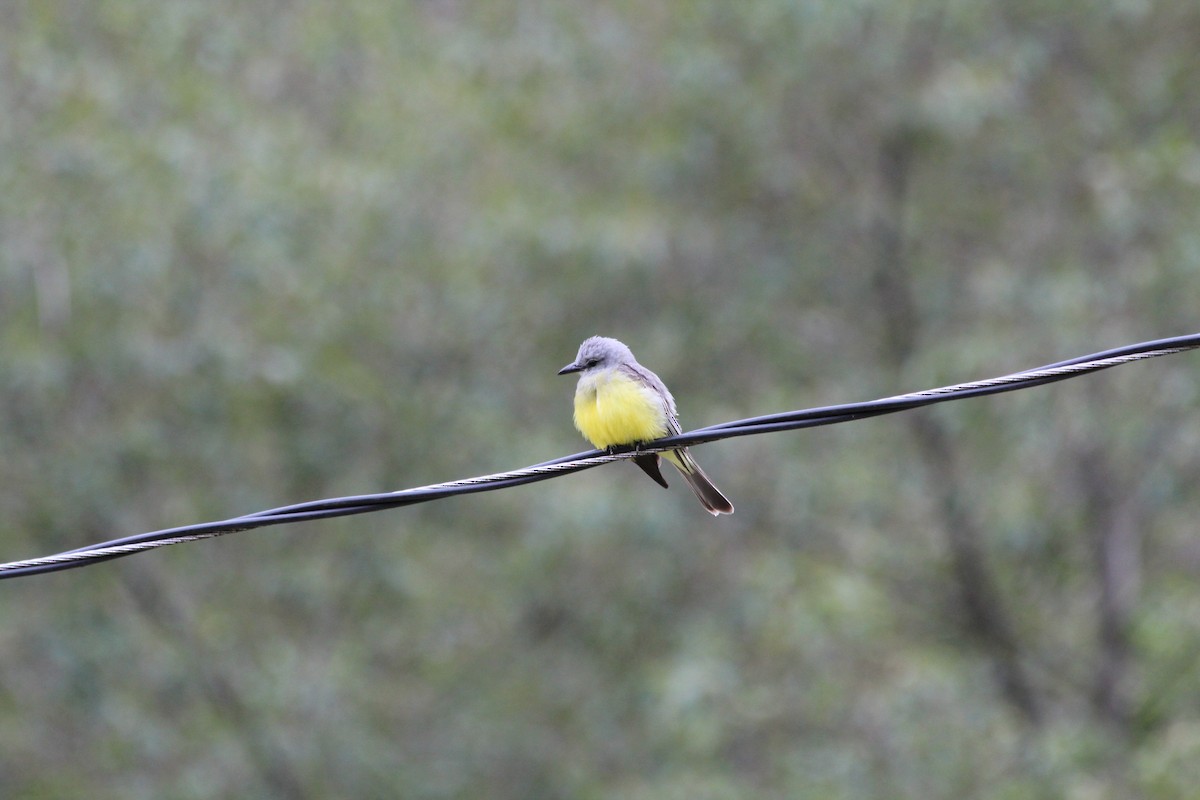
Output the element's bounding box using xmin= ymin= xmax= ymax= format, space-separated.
xmin=557 ymin=336 xmax=733 ymax=515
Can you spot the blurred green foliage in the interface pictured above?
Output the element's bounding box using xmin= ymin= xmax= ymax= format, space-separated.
xmin=2 ymin=0 xmax=1200 ymax=797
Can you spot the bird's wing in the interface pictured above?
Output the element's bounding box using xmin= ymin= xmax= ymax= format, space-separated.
xmin=633 ymin=454 xmax=670 ymax=488
xmin=618 ymin=362 xmax=682 ymax=435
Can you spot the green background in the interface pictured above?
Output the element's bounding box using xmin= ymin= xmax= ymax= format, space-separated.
xmin=3 ymin=1 xmax=1200 ymax=797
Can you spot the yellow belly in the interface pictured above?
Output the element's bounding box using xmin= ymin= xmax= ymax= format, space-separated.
xmin=573 ymin=371 xmax=669 ymax=449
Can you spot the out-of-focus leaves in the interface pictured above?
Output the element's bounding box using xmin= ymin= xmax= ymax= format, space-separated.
xmin=2 ymin=0 xmax=1200 ymax=797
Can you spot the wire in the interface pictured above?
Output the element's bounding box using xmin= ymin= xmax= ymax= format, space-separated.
xmin=3 ymin=332 xmax=1198 ymax=580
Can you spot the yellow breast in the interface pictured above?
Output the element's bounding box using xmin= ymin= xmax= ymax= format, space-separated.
xmin=573 ymin=370 xmax=669 ymax=449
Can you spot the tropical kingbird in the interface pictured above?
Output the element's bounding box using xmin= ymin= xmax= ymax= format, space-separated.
xmin=558 ymin=336 xmax=734 ymax=516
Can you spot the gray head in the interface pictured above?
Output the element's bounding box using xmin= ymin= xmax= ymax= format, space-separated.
xmin=557 ymin=336 xmax=637 ymax=375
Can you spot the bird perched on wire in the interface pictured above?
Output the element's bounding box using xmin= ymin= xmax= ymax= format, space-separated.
xmin=558 ymin=336 xmax=733 ymax=516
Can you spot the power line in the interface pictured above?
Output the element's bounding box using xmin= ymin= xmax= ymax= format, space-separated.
xmin=2 ymin=332 xmax=1197 ymax=580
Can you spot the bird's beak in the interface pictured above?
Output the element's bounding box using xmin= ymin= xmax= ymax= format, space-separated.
xmin=557 ymin=361 xmax=582 ymax=375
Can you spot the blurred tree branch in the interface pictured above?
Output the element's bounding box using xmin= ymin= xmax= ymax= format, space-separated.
xmin=121 ymin=567 xmax=309 ymax=799
xmin=1078 ymin=438 xmax=1139 ymax=731
xmin=1077 ymin=403 xmax=1179 ymax=735
xmin=869 ymin=126 xmax=1042 ymax=725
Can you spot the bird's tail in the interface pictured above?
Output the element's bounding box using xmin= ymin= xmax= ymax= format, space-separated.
xmin=665 ymin=448 xmax=734 ymax=516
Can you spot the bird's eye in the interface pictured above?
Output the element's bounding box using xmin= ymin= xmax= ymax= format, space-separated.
xmin=586 ymin=358 xmax=601 ymax=368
